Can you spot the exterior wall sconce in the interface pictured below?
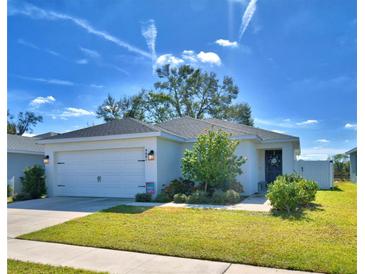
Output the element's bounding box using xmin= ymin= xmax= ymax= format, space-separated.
xmin=43 ymin=155 xmax=50 ymax=165
xmin=147 ymin=150 xmax=155 ymax=161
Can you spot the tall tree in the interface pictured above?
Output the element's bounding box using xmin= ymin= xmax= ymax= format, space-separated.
xmin=96 ymin=92 xmax=146 ymax=122
xmin=7 ymin=110 xmax=43 ymax=135
xmin=16 ymin=112 xmax=43 ymax=135
xmin=216 ymin=103 xmax=254 ymax=126
xmin=154 ymin=64 xmax=240 ymax=119
xmin=7 ymin=110 xmax=16 ymax=134
xmin=96 ymin=65 xmax=254 ymax=125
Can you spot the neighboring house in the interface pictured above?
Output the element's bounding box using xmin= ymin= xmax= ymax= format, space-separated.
xmin=7 ymin=134 xmax=44 ymax=193
xmin=38 ymin=117 xmax=301 ymax=198
xmin=346 ymin=147 xmax=357 ymax=183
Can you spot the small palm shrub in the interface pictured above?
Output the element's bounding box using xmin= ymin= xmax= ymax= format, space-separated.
xmin=224 ymin=189 xmax=241 ymax=204
xmin=211 ymin=190 xmax=226 ymax=204
xmin=164 ymin=178 xmax=195 ymax=199
xmin=21 ymin=165 xmax=46 ymax=199
xmin=154 ymin=192 xmax=172 ymax=203
xmin=173 ymin=193 xmax=188 ymax=203
xmin=135 ymin=193 xmax=152 ymax=202
xmin=266 ymin=174 xmax=319 ymax=213
xmin=186 ymin=191 xmax=209 ymax=204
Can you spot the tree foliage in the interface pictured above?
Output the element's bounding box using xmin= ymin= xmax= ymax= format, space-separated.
xmin=332 ymin=153 xmax=350 ymax=180
xmin=181 ymin=130 xmax=245 ymax=192
xmin=21 ymin=165 xmax=46 ymax=199
xmin=7 ymin=110 xmax=43 ymax=135
xmin=96 ymin=64 xmax=253 ymax=125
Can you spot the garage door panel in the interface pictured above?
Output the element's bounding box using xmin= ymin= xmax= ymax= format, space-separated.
xmin=55 ymin=148 xmax=146 ymax=198
xmin=57 ymin=163 xmax=145 ymax=174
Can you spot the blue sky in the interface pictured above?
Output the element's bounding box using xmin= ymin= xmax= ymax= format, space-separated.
xmin=7 ymin=0 xmax=357 ymax=159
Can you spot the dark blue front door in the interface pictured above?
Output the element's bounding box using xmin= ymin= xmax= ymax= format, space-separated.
xmin=265 ymin=150 xmax=283 ymax=183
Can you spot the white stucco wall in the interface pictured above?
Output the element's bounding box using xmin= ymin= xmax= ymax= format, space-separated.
xmin=235 ymin=141 xmax=259 ymax=195
xmin=43 ymin=136 xmax=298 ymax=198
xmin=156 ymin=138 xmax=184 ymax=193
xmin=44 ymin=137 xmax=158 ymax=197
xmin=349 ymin=151 xmax=357 ymax=183
xmin=7 ymin=152 xmax=44 ymax=193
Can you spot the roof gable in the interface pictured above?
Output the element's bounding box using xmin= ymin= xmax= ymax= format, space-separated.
xmin=45 ymin=118 xmax=160 ymax=140
xmin=7 ymin=134 xmax=44 ymax=154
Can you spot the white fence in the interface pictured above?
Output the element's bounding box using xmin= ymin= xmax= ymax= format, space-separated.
xmin=294 ymin=160 xmax=334 ymax=189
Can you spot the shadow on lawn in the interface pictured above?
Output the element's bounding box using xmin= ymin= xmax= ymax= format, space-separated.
xmin=271 ymin=203 xmax=324 ymax=221
xmin=102 ymin=205 xmax=153 ymax=214
xmin=322 ymin=186 xmax=343 ymax=192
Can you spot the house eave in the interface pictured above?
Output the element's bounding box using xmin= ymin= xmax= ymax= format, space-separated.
xmin=37 ymin=131 xmax=186 ymax=144
xmin=8 ymin=149 xmax=44 ymax=155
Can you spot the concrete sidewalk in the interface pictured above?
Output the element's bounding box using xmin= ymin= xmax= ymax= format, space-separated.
xmin=124 ymin=195 xmax=271 ymax=212
xmin=8 ymin=239 xmax=318 ymax=274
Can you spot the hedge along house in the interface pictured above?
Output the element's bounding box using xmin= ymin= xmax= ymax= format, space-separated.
xmin=38 ymin=117 xmax=300 ymax=198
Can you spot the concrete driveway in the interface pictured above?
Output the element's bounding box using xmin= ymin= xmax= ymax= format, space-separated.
xmin=8 ymin=197 xmax=128 ymax=238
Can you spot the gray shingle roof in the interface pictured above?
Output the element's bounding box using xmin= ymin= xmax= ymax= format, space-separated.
xmin=205 ymin=118 xmax=299 ymax=141
xmin=45 ymin=118 xmax=161 ymax=140
xmin=7 ymin=134 xmax=44 ymax=154
xmin=34 ymin=132 xmax=60 ymax=139
xmin=156 ymin=117 xmax=298 ymax=141
xmin=42 ymin=116 xmax=298 ymax=142
xmin=155 ymin=117 xmax=246 ymax=139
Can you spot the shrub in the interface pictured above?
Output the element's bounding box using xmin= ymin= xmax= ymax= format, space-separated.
xmin=297 ymin=179 xmax=319 ymax=206
xmin=224 ymin=189 xmax=241 ymax=204
xmin=266 ymin=174 xmax=319 ymax=213
xmin=21 ymin=165 xmax=46 ymax=199
xmin=211 ymin=190 xmax=226 ymax=205
xmin=135 ymin=193 xmax=152 ymax=202
xmin=164 ymin=178 xmax=195 ymax=199
xmin=154 ymin=192 xmax=172 ymax=203
xmin=13 ymin=192 xmax=32 ymax=201
xmin=224 ymin=180 xmax=244 ymax=193
xmin=187 ymin=191 xmax=209 ymax=204
xmin=173 ymin=193 xmax=188 ymax=203
xmin=182 ymin=130 xmax=245 ymax=192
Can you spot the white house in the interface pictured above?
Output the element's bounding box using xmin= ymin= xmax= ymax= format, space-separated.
xmin=346 ymin=147 xmax=357 ymax=183
xmin=7 ymin=134 xmax=44 ymax=193
xmin=38 ymin=117 xmax=301 ymax=198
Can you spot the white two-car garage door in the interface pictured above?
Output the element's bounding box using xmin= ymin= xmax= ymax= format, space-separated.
xmin=54 ymin=148 xmax=146 ymax=198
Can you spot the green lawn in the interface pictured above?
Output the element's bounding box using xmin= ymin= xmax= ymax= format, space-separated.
xmin=7 ymin=259 xmax=105 ymax=274
xmin=19 ymin=182 xmax=357 ymax=274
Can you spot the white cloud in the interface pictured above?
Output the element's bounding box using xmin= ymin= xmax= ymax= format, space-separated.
xmin=76 ymin=59 xmax=88 ymax=64
xmin=17 ymin=38 xmax=39 ymax=49
xmin=296 ymin=119 xmax=318 ymax=126
xmin=141 ymin=19 xmax=157 ymax=60
xmin=90 ymin=84 xmax=104 ymax=88
xmin=298 ymin=147 xmax=349 ymax=160
xmin=316 ymin=139 xmax=330 ymax=143
xmin=156 ymin=50 xmax=222 ymax=67
xmin=215 ymin=39 xmax=238 ymax=48
xmin=344 ymin=123 xmax=357 ymax=130
xmin=30 ymin=96 xmax=56 ymax=107
xmin=272 ymin=130 xmax=286 ymax=134
xmin=17 ymin=75 xmax=75 ymax=86
xmin=45 ymin=49 xmax=60 ymax=56
xmin=239 ymin=0 xmax=258 ymax=40
xmin=156 ymin=54 xmax=184 ymax=66
xmin=9 ymin=2 xmax=152 ymax=59
xmin=255 ymin=117 xmax=319 ymax=128
xmin=80 ymin=47 xmax=100 ymax=58
xmin=60 ymin=107 xmax=94 ymax=118
xmin=181 ymin=50 xmax=197 ymax=62
xmin=22 ymin=132 xmax=36 ymax=137
xmin=197 ymin=51 xmax=221 ymax=65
